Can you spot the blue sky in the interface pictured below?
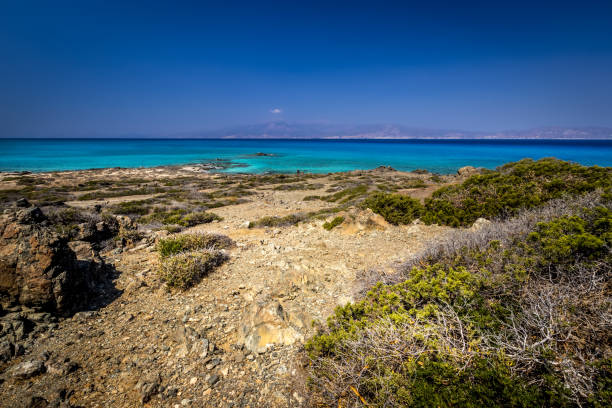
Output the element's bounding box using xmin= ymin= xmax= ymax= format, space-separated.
xmin=1 ymin=1 xmax=612 ymax=137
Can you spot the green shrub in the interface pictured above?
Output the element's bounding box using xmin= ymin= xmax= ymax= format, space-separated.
xmin=249 ymin=213 xmax=306 ymax=228
xmin=362 ymin=193 xmax=423 ymax=225
xmin=159 ymin=250 xmax=228 ymax=289
xmin=323 ymin=185 xmax=369 ymax=203
xmin=306 ymin=202 xmax=612 ymax=407
xmin=162 ymin=224 xmax=183 ymax=234
xmin=302 ymin=195 xmax=321 ymax=201
xmin=110 ymin=200 xmax=151 ymax=216
xmin=157 ymin=233 xmax=234 ymax=258
xmin=422 ymin=158 xmax=612 ymax=227
xmin=141 ymin=208 xmax=221 ymax=226
xmin=180 ymin=211 xmax=222 ymax=226
xmin=323 ymin=216 xmax=345 ymax=231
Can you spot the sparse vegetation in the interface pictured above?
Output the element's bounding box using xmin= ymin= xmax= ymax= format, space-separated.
xmin=362 ymin=193 xmax=423 ymax=225
xmin=248 ymin=213 xmax=307 ymax=228
xmin=306 ymin=192 xmax=612 ymax=407
xmin=323 ymin=216 xmax=345 ymax=230
xmin=141 ymin=208 xmax=221 ymax=227
xmin=110 ymin=200 xmax=152 ymax=216
xmin=157 ymin=233 xmax=234 ymax=258
xmin=422 ymin=158 xmax=612 ymax=227
xmin=158 ymin=250 xmax=228 ymax=289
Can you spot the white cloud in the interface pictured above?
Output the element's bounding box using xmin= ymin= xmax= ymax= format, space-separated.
xmin=270 ymin=108 xmax=282 ymax=114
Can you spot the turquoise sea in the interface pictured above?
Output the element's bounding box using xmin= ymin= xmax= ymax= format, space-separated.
xmin=1 ymin=139 xmax=611 ymax=174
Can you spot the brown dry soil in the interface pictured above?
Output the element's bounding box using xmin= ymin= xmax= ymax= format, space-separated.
xmin=0 ymin=164 xmax=469 ymax=407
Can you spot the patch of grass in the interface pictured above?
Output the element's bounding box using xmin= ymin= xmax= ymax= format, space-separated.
xmin=159 ymin=250 xmax=228 ymax=289
xmin=323 ymin=216 xmax=345 ymax=231
xmin=157 ymin=233 xmax=234 ymax=258
xmin=363 ymin=193 xmax=423 ymax=225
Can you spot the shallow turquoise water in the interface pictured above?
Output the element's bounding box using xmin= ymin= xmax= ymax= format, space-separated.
xmin=1 ymin=139 xmax=611 ymax=174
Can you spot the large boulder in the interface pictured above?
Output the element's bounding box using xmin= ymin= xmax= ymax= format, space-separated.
xmin=0 ymin=207 xmax=95 ymax=315
xmin=457 ymin=166 xmax=479 ymax=176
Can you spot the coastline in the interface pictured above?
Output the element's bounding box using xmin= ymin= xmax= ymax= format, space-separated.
xmin=2 ymin=139 xmax=612 ymax=174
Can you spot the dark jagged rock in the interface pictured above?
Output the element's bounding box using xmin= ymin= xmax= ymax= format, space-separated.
xmin=0 ymin=208 xmax=105 ymax=316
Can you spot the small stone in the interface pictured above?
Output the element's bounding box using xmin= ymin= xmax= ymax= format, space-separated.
xmin=189 ymin=377 xmax=198 ymax=385
xmin=11 ymin=359 xmax=45 ymax=379
xmin=293 ymin=392 xmax=304 ymax=404
xmin=181 ymin=398 xmax=191 ymax=406
xmin=45 ymin=358 xmax=78 ymax=375
xmin=234 ymin=352 xmax=244 ymax=363
xmin=207 ymin=374 xmax=219 ymax=386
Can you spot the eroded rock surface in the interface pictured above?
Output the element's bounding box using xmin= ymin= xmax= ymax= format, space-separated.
xmin=0 ymin=208 xmax=80 ymax=315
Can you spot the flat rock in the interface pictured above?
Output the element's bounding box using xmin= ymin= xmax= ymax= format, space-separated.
xmin=11 ymin=359 xmax=45 ymax=379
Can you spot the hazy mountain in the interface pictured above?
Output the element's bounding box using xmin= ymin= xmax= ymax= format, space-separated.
xmin=174 ymin=122 xmax=612 ymax=140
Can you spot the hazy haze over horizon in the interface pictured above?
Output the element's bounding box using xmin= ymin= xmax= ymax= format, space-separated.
xmin=1 ymin=1 xmax=612 ymax=138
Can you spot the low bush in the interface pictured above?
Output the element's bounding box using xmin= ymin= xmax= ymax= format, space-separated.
xmin=323 ymin=216 xmax=345 ymax=231
xmin=362 ymin=193 xmax=423 ymax=225
xmin=306 ymin=196 xmax=612 ymax=407
xmin=421 ymin=158 xmax=612 ymax=227
xmin=302 ymin=195 xmax=321 ymax=201
xmin=159 ymin=250 xmax=228 ymax=289
xmin=249 ymin=213 xmax=307 ymax=228
xmin=323 ymin=185 xmax=369 ymax=203
xmin=110 ymin=200 xmax=151 ymax=216
xmin=157 ymin=233 xmax=234 ymax=258
xmin=180 ymin=211 xmax=222 ymax=226
xmin=141 ymin=208 xmax=221 ymax=227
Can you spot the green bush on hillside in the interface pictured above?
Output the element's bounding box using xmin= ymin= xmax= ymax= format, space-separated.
xmin=421 ymin=158 xmax=612 ymax=227
xmin=323 ymin=216 xmax=345 ymax=231
xmin=362 ymin=193 xmax=423 ymax=225
xmin=306 ymin=201 xmax=612 ymax=407
xmin=248 ymin=213 xmax=306 ymax=228
xmin=140 ymin=208 xmax=221 ymax=227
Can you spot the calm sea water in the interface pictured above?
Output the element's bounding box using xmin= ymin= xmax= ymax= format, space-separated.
xmin=1 ymin=139 xmax=611 ymax=174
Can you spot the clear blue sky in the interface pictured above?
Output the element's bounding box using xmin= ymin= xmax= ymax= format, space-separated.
xmin=1 ymin=1 xmax=611 ymax=137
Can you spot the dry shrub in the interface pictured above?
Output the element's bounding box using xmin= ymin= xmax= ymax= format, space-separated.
xmin=307 ymin=190 xmax=611 ymax=407
xmin=157 ymin=232 xmax=234 ymax=257
xmin=159 ymin=250 xmax=228 ymax=289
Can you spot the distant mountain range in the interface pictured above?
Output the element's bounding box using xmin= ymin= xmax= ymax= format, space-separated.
xmin=173 ymin=122 xmax=612 ymax=140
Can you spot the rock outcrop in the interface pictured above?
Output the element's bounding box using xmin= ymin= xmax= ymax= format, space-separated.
xmin=0 ymin=207 xmax=103 ymax=316
xmin=457 ymin=165 xmax=479 ymax=176
xmin=239 ymin=301 xmax=304 ymax=354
